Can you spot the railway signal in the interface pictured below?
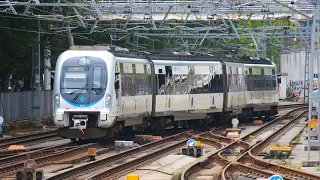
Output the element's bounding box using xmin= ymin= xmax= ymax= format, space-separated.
xmin=181 ymin=139 xmax=204 ymax=158
xmin=181 ymin=148 xmax=189 ymax=155
xmin=88 ymin=148 xmax=97 ymax=161
xmin=15 ymin=159 xmax=44 ymax=180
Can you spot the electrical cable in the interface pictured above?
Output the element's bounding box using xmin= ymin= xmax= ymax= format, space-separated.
xmin=0 ymin=25 xmax=106 ymax=44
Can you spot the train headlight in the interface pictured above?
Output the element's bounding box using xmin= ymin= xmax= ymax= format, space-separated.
xmin=54 ymin=94 xmax=60 ymax=108
xmin=105 ymin=94 xmax=112 ymax=107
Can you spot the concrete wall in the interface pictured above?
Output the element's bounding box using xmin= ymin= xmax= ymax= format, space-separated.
xmin=280 ymin=51 xmax=307 ymax=82
xmin=0 ymin=90 xmax=52 ymax=122
xmin=280 ymin=51 xmax=309 ymax=99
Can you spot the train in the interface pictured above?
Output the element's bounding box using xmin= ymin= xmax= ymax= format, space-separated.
xmin=53 ymin=46 xmax=279 ymax=140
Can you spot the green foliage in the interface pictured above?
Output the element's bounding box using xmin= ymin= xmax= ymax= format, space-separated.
xmin=0 ymin=11 xmax=37 ymax=91
xmin=293 ymin=132 xmax=301 ymax=143
xmin=285 ymin=161 xmax=302 ymax=170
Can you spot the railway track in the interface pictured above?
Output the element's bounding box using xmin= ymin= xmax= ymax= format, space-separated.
xmin=182 ymin=107 xmax=320 ymax=180
xmin=0 ymin=127 xmax=210 ymax=179
xmin=0 ymin=142 xmax=106 ymax=178
xmin=45 ymin=130 xmax=220 ymax=180
xmin=0 ymin=130 xmax=61 ymax=150
xmin=278 ymin=103 xmax=308 ymax=110
xmin=88 ymin=133 xmax=224 ymax=180
xmin=233 ymin=110 xmax=317 ymax=180
xmin=0 ymin=143 xmax=75 ymax=168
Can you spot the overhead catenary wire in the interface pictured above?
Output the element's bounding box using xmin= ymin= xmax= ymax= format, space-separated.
xmin=0 ymin=25 xmax=106 ymax=44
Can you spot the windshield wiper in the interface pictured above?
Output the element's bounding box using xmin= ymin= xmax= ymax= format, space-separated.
xmin=69 ymin=84 xmax=88 ymax=95
xmin=71 ymin=84 xmax=88 ymax=102
xmin=92 ymin=83 xmax=102 ymax=95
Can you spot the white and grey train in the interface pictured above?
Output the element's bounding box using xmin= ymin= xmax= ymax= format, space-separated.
xmin=53 ymin=46 xmax=279 ymax=140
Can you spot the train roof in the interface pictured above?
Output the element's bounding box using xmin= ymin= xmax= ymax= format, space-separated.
xmin=113 ymin=51 xmax=274 ymax=65
xmin=69 ymin=45 xmax=274 ymax=65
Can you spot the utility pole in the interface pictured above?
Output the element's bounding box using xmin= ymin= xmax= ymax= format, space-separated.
xmin=67 ymin=22 xmax=74 ymax=47
xmin=31 ymin=18 xmax=41 ymax=127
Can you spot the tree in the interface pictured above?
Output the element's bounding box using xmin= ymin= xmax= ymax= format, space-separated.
xmin=0 ymin=12 xmax=37 ymax=92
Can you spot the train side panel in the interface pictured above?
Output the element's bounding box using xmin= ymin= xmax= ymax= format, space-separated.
xmin=223 ymin=62 xmax=278 ymax=117
xmin=153 ymin=61 xmax=224 ymax=122
xmin=113 ymin=57 xmax=153 ymax=127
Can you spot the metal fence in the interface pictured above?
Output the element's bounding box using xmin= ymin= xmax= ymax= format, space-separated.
xmin=0 ymin=90 xmax=53 ymax=122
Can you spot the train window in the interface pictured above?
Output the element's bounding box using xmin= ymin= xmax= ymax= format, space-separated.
xmin=157 ymin=74 xmax=166 ymax=95
xmin=174 ymin=74 xmax=182 ymax=94
xmin=228 ymin=73 xmax=232 ymax=92
xmin=131 ymin=64 xmax=152 ymax=96
xmin=233 ymin=74 xmax=239 ymax=92
xmin=119 ymin=63 xmax=124 ymax=72
xmin=208 ymin=75 xmax=215 ymax=93
xmin=265 ymin=76 xmax=271 ymax=90
xmin=121 ymin=73 xmax=134 ymax=96
xmin=240 ymin=74 xmax=246 ymax=91
xmin=115 ymin=73 xmax=120 ymax=99
xmin=93 ymin=67 xmax=102 ymax=88
xmin=249 ymin=68 xmax=252 ymax=75
xmin=260 ymin=76 xmax=264 ymax=90
xmin=202 ymin=74 xmax=210 ymax=93
xmin=194 ymin=75 xmax=204 ymax=94
xmin=272 ymin=69 xmax=275 ymax=75
xmin=165 ymin=66 xmax=172 ymax=76
xmin=188 ymin=66 xmax=195 ymax=94
xmin=165 ymin=66 xmax=174 ymax=95
xmin=272 ymin=76 xmax=277 ymax=90
xmin=180 ymin=75 xmax=188 ymax=94
xmin=132 ymin=64 xmax=136 ymax=74
xmin=209 ymin=74 xmax=223 ymax=93
xmin=134 ymin=74 xmax=145 ymax=95
xmin=227 ymin=66 xmax=241 ymax=92
xmin=115 ymin=74 xmax=120 ymax=90
xmin=245 ymin=74 xmax=253 ymax=91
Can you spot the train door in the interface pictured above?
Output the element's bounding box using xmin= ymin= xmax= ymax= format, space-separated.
xmin=188 ymin=66 xmax=195 ymax=111
xmin=114 ymin=62 xmax=121 ymax=113
xmin=165 ymin=66 xmax=173 ymax=112
xmin=209 ymin=66 xmax=215 ymax=108
xmin=261 ymin=68 xmax=266 ymax=104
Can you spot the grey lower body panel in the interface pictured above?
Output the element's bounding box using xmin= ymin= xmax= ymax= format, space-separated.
xmin=58 ymin=128 xmax=108 ymax=139
xmin=243 ymin=103 xmax=278 ymax=111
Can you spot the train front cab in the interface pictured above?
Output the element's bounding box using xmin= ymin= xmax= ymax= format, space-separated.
xmin=53 ymin=50 xmax=116 ymax=139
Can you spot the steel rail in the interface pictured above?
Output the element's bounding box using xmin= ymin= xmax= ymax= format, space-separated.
xmin=0 ymin=130 xmax=57 ymax=144
xmin=87 ymin=133 xmax=225 ymax=179
xmin=0 ymin=130 xmax=61 ymax=150
xmin=244 ymin=111 xmax=318 ymax=180
xmin=47 ymin=130 xmax=195 ymax=180
xmin=0 ymin=143 xmax=101 ymax=177
xmin=221 ymin=109 xmax=320 ymax=180
xmin=0 ymin=143 xmax=76 ymax=168
xmin=181 ymin=107 xmax=309 ymax=180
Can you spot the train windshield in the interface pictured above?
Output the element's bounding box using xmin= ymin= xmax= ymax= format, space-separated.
xmin=60 ymin=57 xmax=108 ymax=103
xmin=61 ymin=67 xmax=89 ymax=93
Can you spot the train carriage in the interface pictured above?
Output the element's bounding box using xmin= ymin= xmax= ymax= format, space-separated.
xmin=53 ymin=46 xmax=278 ymax=140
